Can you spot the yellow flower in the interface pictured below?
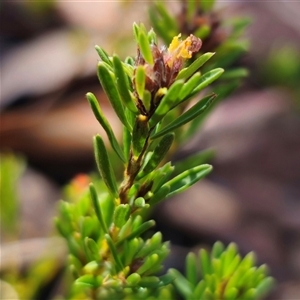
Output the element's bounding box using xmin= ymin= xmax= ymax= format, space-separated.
xmin=169 ymin=34 xmax=192 ymax=58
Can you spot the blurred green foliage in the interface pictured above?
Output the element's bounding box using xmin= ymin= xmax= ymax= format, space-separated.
xmin=0 ymin=153 xmax=25 ymax=239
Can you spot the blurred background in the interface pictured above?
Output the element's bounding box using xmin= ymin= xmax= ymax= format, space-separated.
xmin=1 ymin=1 xmax=300 ymax=299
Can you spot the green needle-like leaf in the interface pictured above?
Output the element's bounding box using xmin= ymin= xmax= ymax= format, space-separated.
xmin=255 ymin=277 xmax=275 ymax=298
xmin=135 ymin=65 xmax=146 ymax=100
xmin=151 ymin=2 xmax=178 ymax=39
xmin=199 ymin=249 xmax=211 ymax=277
xmin=95 ymin=45 xmax=112 ymax=66
xmin=139 ymin=133 xmax=174 ymax=177
xmin=212 ymin=241 xmax=225 ymax=259
xmin=189 ymin=68 xmax=224 ymax=98
xmin=242 ymin=288 xmax=256 ymax=300
xmin=151 ymin=162 xmax=174 ymax=192
xmin=177 ymin=52 xmax=215 ymax=80
xmin=186 ymin=252 xmax=198 ymax=288
xmin=224 ymin=287 xmax=238 ymax=300
xmin=148 ymin=6 xmax=173 ymax=43
xmin=113 ymin=55 xmax=138 ymax=113
xmin=123 ymin=126 xmax=131 ymax=162
xmin=97 ymin=62 xmax=131 ymax=131
xmin=138 ymin=29 xmax=154 ymax=65
xmin=193 ymin=281 xmax=206 ymax=299
xmin=149 ymin=80 xmax=184 ymax=127
xmin=152 ymin=94 xmax=215 ymax=139
xmin=89 ymin=183 xmax=108 ymax=233
xmin=132 ymin=114 xmax=149 ymax=157
xmin=136 ymin=232 xmax=163 ymax=258
xmin=75 ymin=275 xmax=96 ymax=288
xmin=136 ymin=253 xmax=159 ymax=275
xmin=105 ymin=234 xmax=124 ymax=273
xmin=122 ymin=238 xmax=143 ymax=266
xmin=148 ymin=184 xmax=170 ymax=206
xmin=163 ymin=164 xmax=212 ymax=198
xmin=116 ymin=220 xmax=155 ymax=246
xmin=85 ymin=237 xmax=101 ymax=262
xmin=147 ymin=28 xmax=158 ymax=45
xmin=139 ymin=276 xmax=160 ymax=288
xmin=169 ymin=268 xmax=193 ymax=299
xmin=179 ymin=72 xmax=202 ymax=100
xmin=126 ymin=273 xmax=141 ymax=286
xmin=113 ymin=204 xmax=130 ymax=228
xmin=93 ymin=135 xmax=118 ymax=199
xmin=87 ymin=92 xmax=125 ymax=163
xmin=132 ymin=22 xmax=140 ymax=43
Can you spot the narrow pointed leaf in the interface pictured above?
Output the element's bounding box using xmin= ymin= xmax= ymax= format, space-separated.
xmin=142 ymin=90 xmax=152 ymax=112
xmin=148 ymin=6 xmax=173 ymax=43
xmin=138 ymin=29 xmax=154 ymax=65
xmin=87 ymin=92 xmax=125 ymax=162
xmin=126 ymin=273 xmax=141 ymax=286
xmin=97 ymin=63 xmax=131 ymax=131
xmin=75 ymin=275 xmax=96 ymax=287
xmin=135 ymin=65 xmax=146 ymax=99
xmin=140 ymin=133 xmax=174 ymax=177
xmin=113 ymin=55 xmax=138 ymax=113
xmin=116 ymin=220 xmax=155 ymax=246
xmin=152 ymin=94 xmax=215 ymax=139
xmin=224 ymin=287 xmax=238 ymax=300
xmin=136 ymin=253 xmax=159 ymax=275
xmin=179 ymin=72 xmax=202 ymax=100
xmin=186 ymin=252 xmax=198 ymax=288
xmin=149 ymin=80 xmax=184 ymax=127
xmin=147 ymin=28 xmax=158 ymax=45
xmin=189 ymin=68 xmax=224 ymax=98
xmin=123 ymin=126 xmax=131 ymax=162
xmin=123 ymin=238 xmax=143 ymax=266
xmin=199 ymin=249 xmax=211 ymax=276
xmin=169 ymin=269 xmax=193 ymax=298
xmin=132 ymin=22 xmax=140 ymax=43
xmin=132 ymin=114 xmax=149 ymax=157
xmin=85 ymin=237 xmax=101 ymax=262
xmin=164 ymin=164 xmax=212 ymax=198
xmin=134 ymin=197 xmax=147 ymax=208
xmin=194 ymin=281 xmax=206 ymax=299
xmin=148 ymin=184 xmax=170 ymax=206
xmin=105 ymin=234 xmax=124 ymax=273
xmin=89 ymin=183 xmax=108 ymax=233
xmin=136 ymin=232 xmax=163 ymax=258
xmin=113 ymin=204 xmax=130 ymax=228
xmin=125 ymin=56 xmax=135 ymax=66
xmin=212 ymin=241 xmax=225 ymax=259
xmin=95 ymin=45 xmax=112 ymax=66
xmin=177 ymin=52 xmax=215 ymax=80
xmin=151 ymin=162 xmax=174 ymax=192
xmin=152 ymin=2 xmax=178 ymax=37
xmin=93 ymin=135 xmax=118 ymax=198
xmin=255 ymin=277 xmax=275 ymax=298
xmin=138 ymin=276 xmax=160 ymax=287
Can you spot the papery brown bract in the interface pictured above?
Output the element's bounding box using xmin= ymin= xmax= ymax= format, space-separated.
xmin=133 ymin=34 xmax=202 ymax=115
